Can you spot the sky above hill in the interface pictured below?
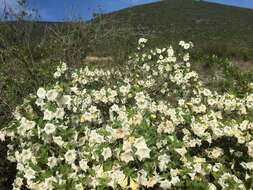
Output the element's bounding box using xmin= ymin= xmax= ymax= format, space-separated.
xmin=0 ymin=0 xmax=253 ymax=21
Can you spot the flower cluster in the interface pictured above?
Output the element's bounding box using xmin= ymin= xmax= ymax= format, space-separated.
xmin=1 ymin=39 xmax=253 ymax=190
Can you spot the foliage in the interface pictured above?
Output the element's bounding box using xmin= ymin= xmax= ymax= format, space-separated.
xmin=192 ymin=55 xmax=253 ymax=97
xmin=100 ymin=0 xmax=253 ymax=61
xmin=0 ymin=20 xmax=99 ymax=126
xmin=1 ymin=39 xmax=253 ymax=190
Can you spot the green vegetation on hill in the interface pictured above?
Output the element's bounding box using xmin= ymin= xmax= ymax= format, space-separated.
xmin=2 ymin=0 xmax=253 ymax=61
xmin=94 ymin=0 xmax=253 ymax=60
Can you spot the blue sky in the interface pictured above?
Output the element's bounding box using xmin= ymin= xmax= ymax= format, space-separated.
xmin=0 ymin=0 xmax=253 ymax=21
xmin=206 ymin=0 xmax=253 ymax=9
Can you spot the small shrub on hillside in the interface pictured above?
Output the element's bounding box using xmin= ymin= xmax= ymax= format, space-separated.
xmin=192 ymin=54 xmax=253 ymax=97
xmin=1 ymin=39 xmax=253 ymax=190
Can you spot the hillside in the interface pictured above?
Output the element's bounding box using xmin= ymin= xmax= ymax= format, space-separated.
xmin=1 ymin=0 xmax=253 ymax=60
xmin=91 ymin=0 xmax=253 ymax=60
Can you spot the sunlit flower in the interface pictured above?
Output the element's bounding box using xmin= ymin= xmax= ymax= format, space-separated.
xmin=64 ymin=149 xmax=77 ymax=164
xmin=46 ymin=89 xmax=58 ymax=101
xmin=79 ymin=159 xmax=88 ymax=171
xmin=134 ymin=137 xmax=151 ymax=161
xmin=102 ymin=147 xmax=112 ymax=160
xmin=24 ymin=167 xmax=36 ymax=180
xmin=0 ymin=131 xmax=5 ymax=141
xmin=47 ymin=156 xmax=58 ymax=168
xmin=37 ymin=87 xmax=46 ymax=99
xmin=138 ymin=38 xmax=148 ymax=44
xmin=44 ymin=123 xmax=56 ymax=135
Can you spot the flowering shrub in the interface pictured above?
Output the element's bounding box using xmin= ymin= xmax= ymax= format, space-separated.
xmin=1 ymin=38 xmax=253 ymax=190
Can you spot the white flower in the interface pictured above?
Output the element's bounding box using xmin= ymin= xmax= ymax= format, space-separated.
xmin=167 ymin=46 xmax=174 ymax=57
xmin=134 ymin=137 xmax=151 ymax=161
xmin=111 ymin=170 xmax=125 ymax=187
xmin=133 ymin=137 xmax=147 ymax=149
xmin=43 ymin=109 xmax=55 ymax=121
xmin=54 ymin=71 xmax=61 ymax=78
xmin=37 ymin=87 xmax=46 ymax=99
xmin=156 ymin=48 xmax=162 ymax=54
xmin=135 ymin=92 xmax=146 ymax=103
xmin=146 ymin=176 xmax=159 ymax=188
xmin=246 ymin=94 xmax=253 ymax=108
xmin=120 ymin=140 xmax=134 ymax=163
xmin=129 ymin=113 xmax=143 ymax=125
xmin=14 ymin=177 xmax=23 ymax=187
xmin=64 ymin=149 xmax=76 ymax=164
xmin=138 ymin=38 xmax=148 ymax=44
xmin=20 ymin=117 xmax=36 ymax=131
xmin=208 ymin=183 xmax=217 ymax=190
xmin=89 ymin=130 xmax=105 ymax=144
xmin=61 ymin=62 xmax=67 ymax=72
xmin=115 ymin=127 xmax=130 ymax=139
xmin=160 ymin=179 xmax=171 ymax=189
xmin=120 ymin=150 xmax=134 ymax=163
xmin=102 ymin=147 xmax=112 ymax=160
xmin=175 ymin=147 xmax=187 ymax=157
xmin=240 ymin=162 xmax=253 ymax=170
xmin=183 ymin=53 xmax=190 ymax=62
xmin=58 ymin=95 xmax=72 ymax=107
xmin=157 ymin=120 xmax=175 ymax=134
xmin=247 ymin=141 xmax=253 ymax=158
xmin=158 ymin=154 xmax=170 ymax=171
xmin=183 ymin=43 xmax=190 ymax=50
xmin=53 ymin=136 xmax=64 ymax=147
xmin=21 ymin=149 xmax=32 ymax=163
xmin=208 ymin=148 xmax=223 ymax=159
xmin=44 ymin=176 xmax=57 ymax=189
xmin=0 ymin=131 xmax=5 ymax=141
xmin=171 ymin=176 xmax=180 ymax=185
xmin=240 ymin=120 xmax=249 ymax=131
xmin=79 ymin=159 xmax=88 ymax=171
xmin=47 ymin=157 xmax=58 ymax=168
xmin=44 ymin=123 xmax=56 ymax=135
xmin=179 ymin=40 xmax=185 ymax=46
xmin=24 ymin=167 xmax=36 ymax=180
xmin=212 ymin=163 xmax=222 ymax=172
xmin=55 ymin=108 xmax=65 ymax=119
xmin=46 ymin=89 xmax=58 ymax=101
xmin=75 ymin=183 xmax=84 ymax=190
xmin=191 ymin=122 xmax=208 ymax=137
xmin=203 ymin=88 xmax=212 ymax=96
xmin=119 ymin=85 xmax=130 ymax=95
xmin=35 ymin=98 xmax=45 ymax=107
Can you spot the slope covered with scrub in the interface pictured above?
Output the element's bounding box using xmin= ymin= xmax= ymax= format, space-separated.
xmin=92 ymin=0 xmax=253 ymax=60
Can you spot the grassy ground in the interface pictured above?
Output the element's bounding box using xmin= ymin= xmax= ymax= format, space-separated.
xmin=0 ymin=0 xmax=253 ymax=189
